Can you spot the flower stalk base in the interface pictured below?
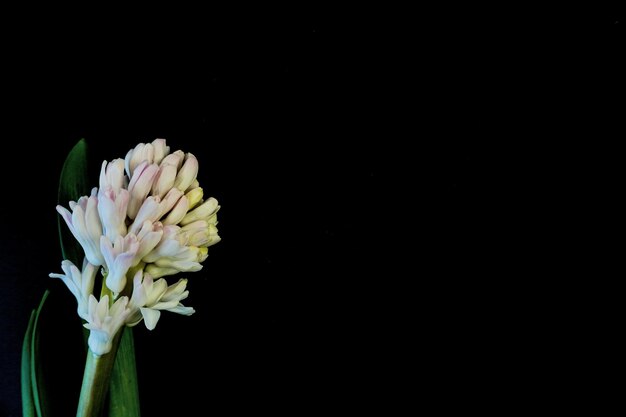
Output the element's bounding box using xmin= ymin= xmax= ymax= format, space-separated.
xmin=76 ymin=331 xmax=122 ymax=417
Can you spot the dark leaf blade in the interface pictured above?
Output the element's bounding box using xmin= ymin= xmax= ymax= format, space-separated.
xmin=57 ymin=138 xmax=90 ymax=265
xmin=31 ymin=290 xmax=50 ymax=417
xmin=108 ymin=328 xmax=141 ymax=417
xmin=21 ymin=310 xmax=36 ymax=417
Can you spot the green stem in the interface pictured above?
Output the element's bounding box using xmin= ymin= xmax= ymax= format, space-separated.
xmin=76 ymin=331 xmax=122 ymax=417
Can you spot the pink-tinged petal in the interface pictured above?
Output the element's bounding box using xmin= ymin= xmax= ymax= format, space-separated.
xmin=97 ymin=187 xmax=129 ymax=241
xmin=162 ymin=196 xmax=189 ymax=226
xmin=160 ymin=150 xmax=185 ymax=170
xmin=151 ymin=163 xmax=177 ymax=198
xmin=124 ymin=148 xmax=134 ymax=178
xmin=126 ymin=143 xmax=155 ymax=177
xmin=100 ymin=236 xmax=115 ymax=267
xmin=134 ymin=224 xmax=164 ymax=265
xmin=56 ymin=205 xmax=74 ymax=232
xmin=174 ymin=153 xmax=198 ymax=192
xmin=85 ymin=192 xmax=102 ymax=240
xmin=142 ymin=238 xmax=185 ymax=263
xmin=129 ymin=197 xmax=161 ymax=235
xmin=157 ymin=188 xmax=183 ymax=220
xmin=81 ymin=261 xmax=97 ymax=300
xmin=100 ymin=159 xmax=126 ymax=192
xmin=152 ymin=138 xmax=170 ymax=165
xmin=127 ymin=163 xmax=159 ymax=219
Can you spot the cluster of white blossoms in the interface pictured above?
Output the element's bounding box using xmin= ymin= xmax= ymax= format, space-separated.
xmin=50 ymin=139 xmax=220 ymax=355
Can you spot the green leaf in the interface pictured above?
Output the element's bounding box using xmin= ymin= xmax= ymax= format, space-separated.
xmin=21 ymin=311 xmax=36 ymax=417
xmin=57 ymin=138 xmax=90 ymax=265
xmin=22 ymin=290 xmax=50 ymax=417
xmin=108 ymin=328 xmax=141 ymax=417
xmin=31 ymin=290 xmax=50 ymax=417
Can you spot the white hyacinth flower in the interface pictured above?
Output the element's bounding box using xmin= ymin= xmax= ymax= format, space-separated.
xmin=97 ymin=187 xmax=129 ymax=241
xmin=133 ymin=221 xmax=164 ymax=264
xmin=83 ymin=294 xmax=131 ymax=356
xmin=127 ymin=270 xmax=194 ymax=330
xmin=99 ymin=158 xmax=127 ymax=192
xmin=159 ymin=150 xmax=185 ymax=171
xmin=185 ymin=187 xmax=204 ymax=210
xmin=100 ymin=234 xmax=140 ymax=294
xmin=162 ymin=195 xmax=189 ymax=226
xmin=57 ymin=188 xmax=105 ymax=266
xmin=127 ymin=161 xmax=159 ymax=220
xmin=179 ymin=197 xmax=219 ymax=226
xmin=142 ymin=225 xmax=207 ymax=277
xmin=151 ymin=138 xmax=170 ymax=165
xmin=173 ymin=153 xmax=198 ymax=192
xmin=128 ymin=196 xmax=162 ymax=234
xmin=181 ymin=220 xmax=221 ymax=247
xmin=125 ymin=138 xmax=170 ymax=177
xmin=55 ymin=137 xmax=221 ymax=340
xmin=151 ymin=163 xmax=178 ymax=199
xmin=49 ymin=258 xmax=97 ymax=321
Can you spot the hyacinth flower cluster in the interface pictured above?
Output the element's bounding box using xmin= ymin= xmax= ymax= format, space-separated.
xmin=50 ymin=139 xmax=220 ymax=356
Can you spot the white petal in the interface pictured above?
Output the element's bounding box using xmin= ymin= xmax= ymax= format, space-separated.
xmin=152 ymin=138 xmax=170 ymax=165
xmin=127 ymin=162 xmax=159 ymax=219
xmin=168 ymin=305 xmax=195 ymax=316
xmin=129 ymin=197 xmax=161 ymax=235
xmin=185 ymin=187 xmax=204 ymax=210
xmin=179 ymin=197 xmax=219 ymax=226
xmin=152 ymin=163 xmax=177 ymax=198
xmin=174 ymin=153 xmax=198 ymax=192
xmin=140 ymin=308 xmax=161 ymax=330
xmin=162 ymin=196 xmax=189 ymax=226
xmin=144 ymin=264 xmax=179 ymax=278
xmin=160 ymin=150 xmax=185 ymax=170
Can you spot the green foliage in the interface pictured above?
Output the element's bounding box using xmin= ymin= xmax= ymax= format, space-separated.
xmin=57 ymin=138 xmax=90 ymax=265
xmin=21 ymin=290 xmax=50 ymax=417
xmin=108 ymin=329 xmax=141 ymax=417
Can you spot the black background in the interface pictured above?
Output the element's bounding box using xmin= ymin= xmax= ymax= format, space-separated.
xmin=1 ymin=8 xmax=623 ymax=416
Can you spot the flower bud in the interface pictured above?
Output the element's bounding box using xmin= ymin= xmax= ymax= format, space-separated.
xmin=160 ymin=150 xmax=185 ymax=170
xmin=163 ymin=196 xmax=189 ymax=226
xmin=99 ymin=159 xmax=126 ymax=192
xmin=152 ymin=138 xmax=170 ymax=165
xmin=174 ymin=153 xmax=199 ymax=192
xmin=179 ymin=197 xmax=219 ymax=226
xmin=151 ymin=163 xmax=177 ymax=198
xmin=127 ymin=162 xmax=159 ymax=219
xmin=125 ymin=143 xmax=155 ymax=177
xmin=185 ymin=187 xmax=203 ymax=210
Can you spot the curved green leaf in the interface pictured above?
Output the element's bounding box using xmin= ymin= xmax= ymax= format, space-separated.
xmin=21 ymin=291 xmax=50 ymax=417
xmin=57 ymin=138 xmax=90 ymax=265
xmin=108 ymin=328 xmax=141 ymax=417
xmin=21 ymin=311 xmax=36 ymax=417
xmin=31 ymin=290 xmax=50 ymax=417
